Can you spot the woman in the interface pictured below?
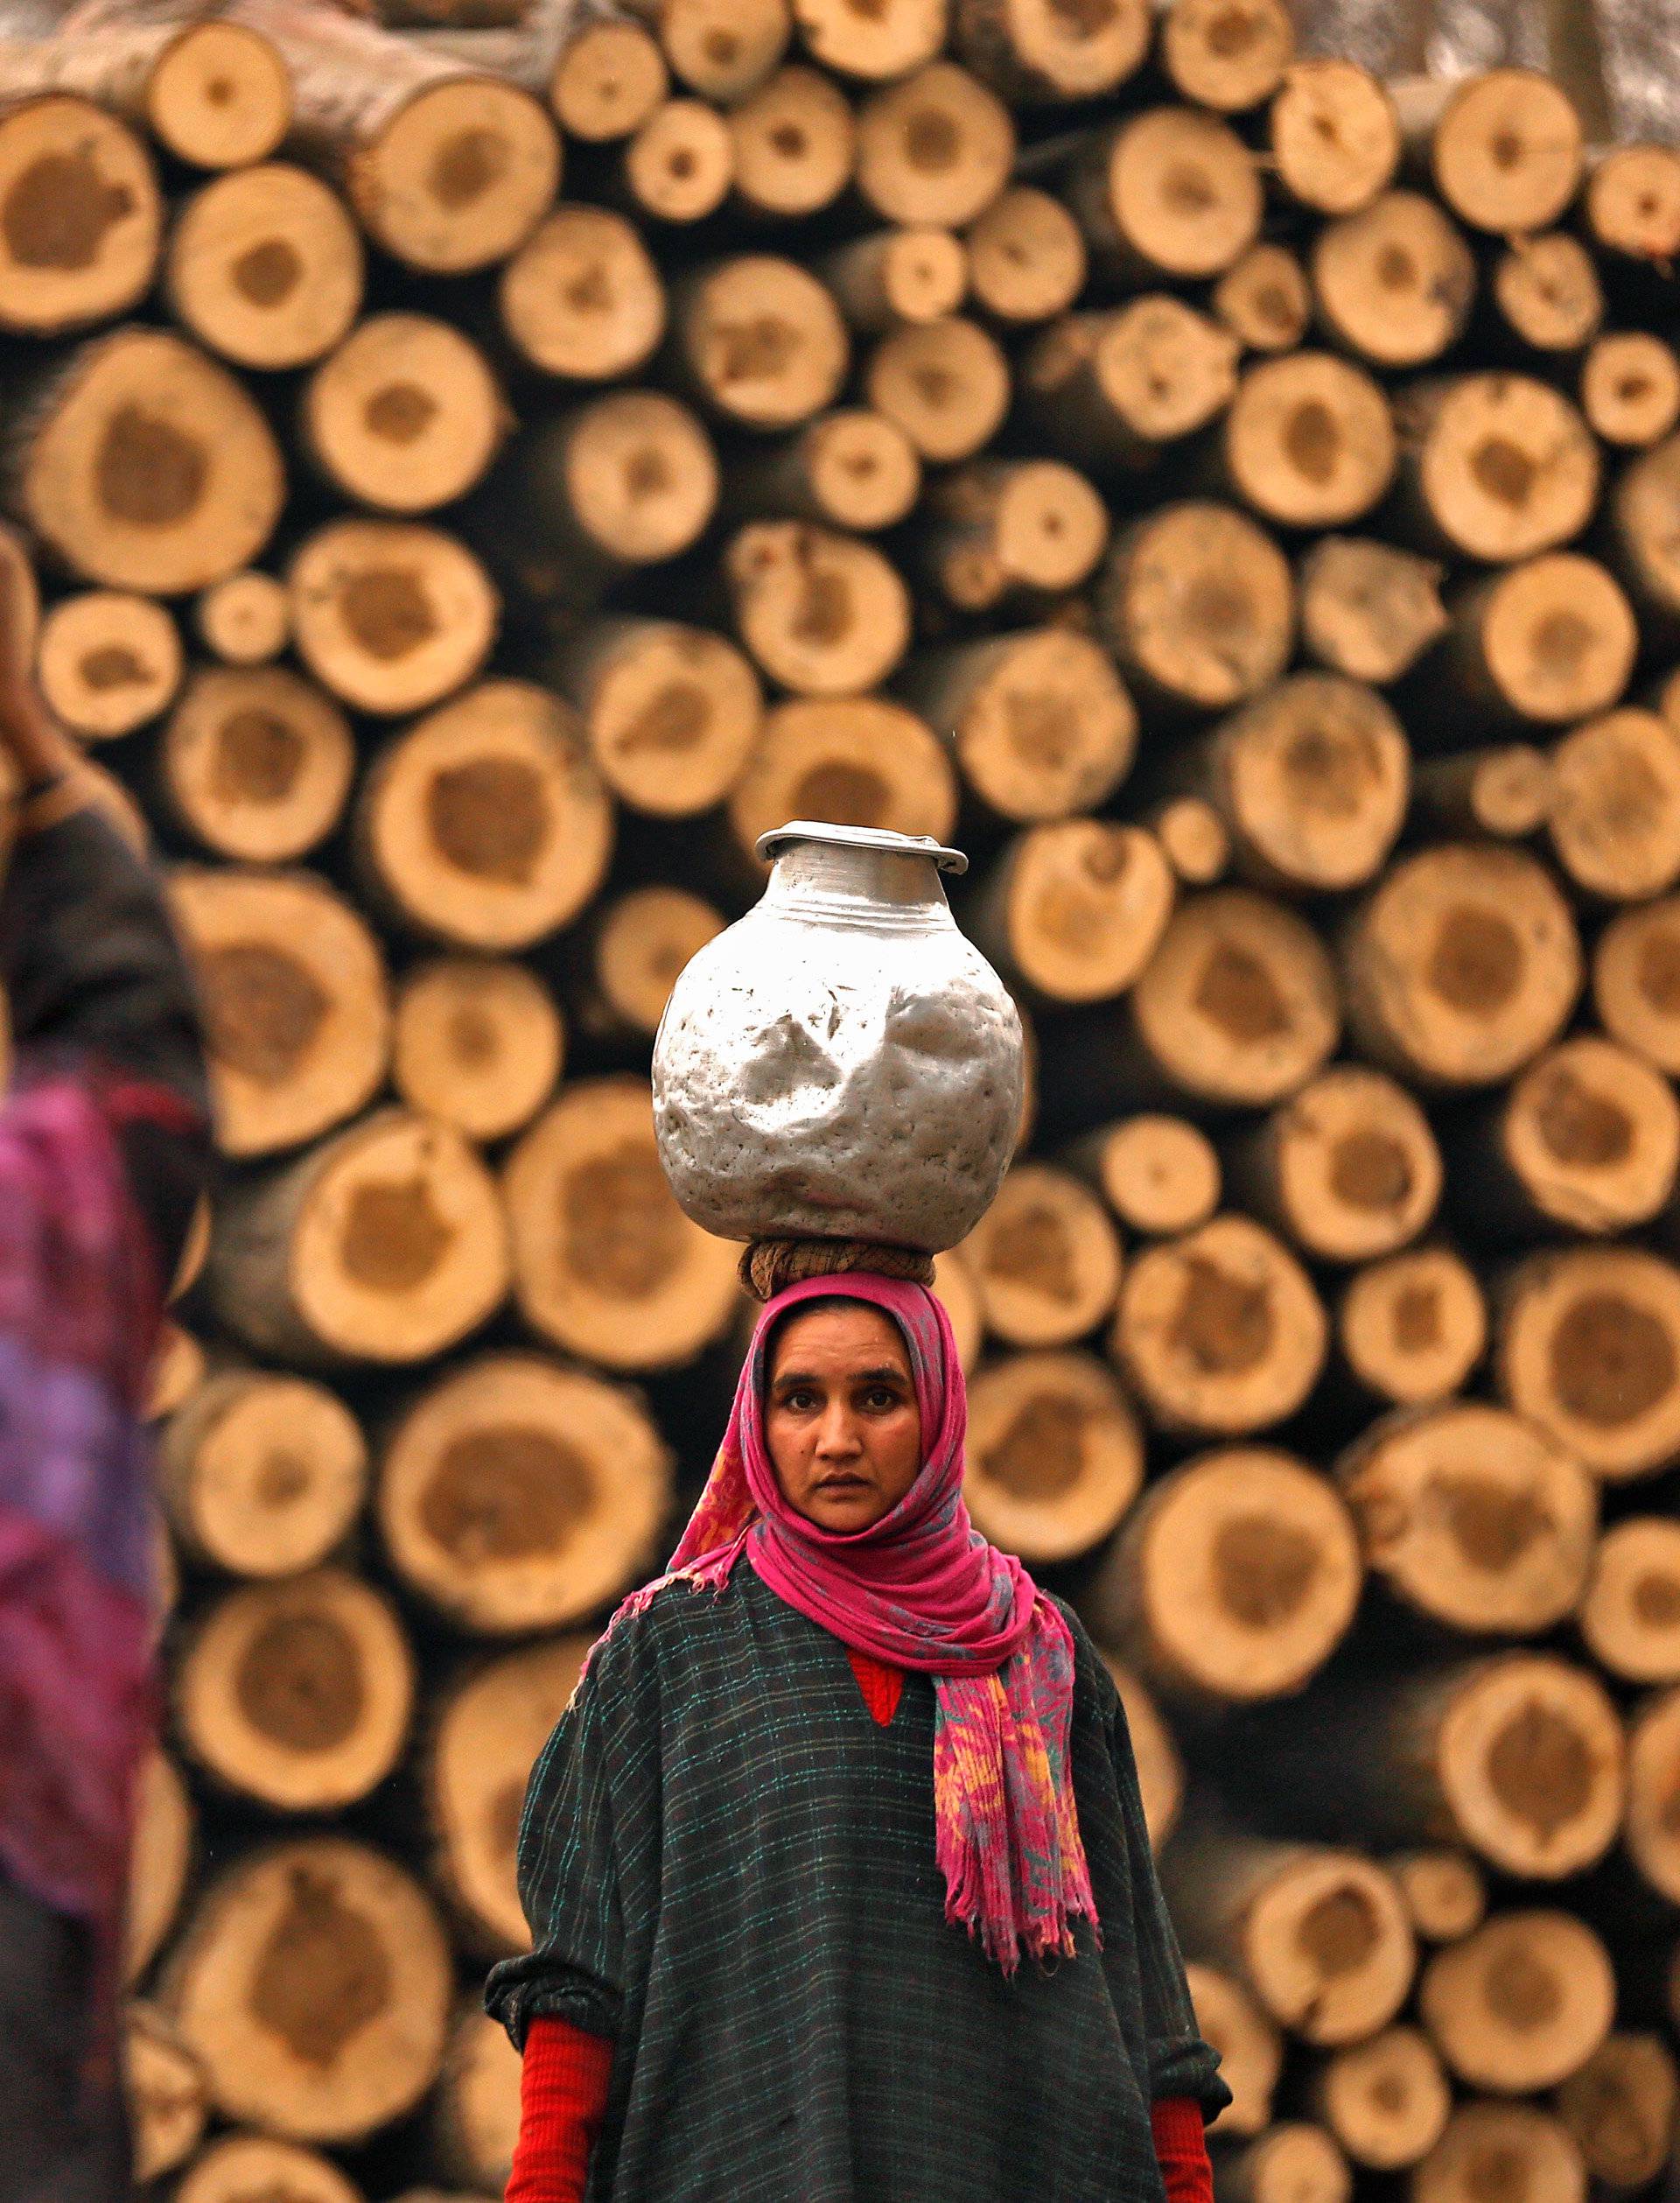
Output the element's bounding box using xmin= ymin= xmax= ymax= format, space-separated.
xmin=488 ymin=1271 xmax=1228 ymax=2203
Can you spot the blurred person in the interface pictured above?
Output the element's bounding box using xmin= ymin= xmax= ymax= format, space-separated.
xmin=0 ymin=529 xmax=212 ymax=2203
xmin=489 ymin=1273 xmax=1226 ymax=2203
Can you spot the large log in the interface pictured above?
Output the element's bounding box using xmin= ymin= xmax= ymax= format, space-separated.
xmin=1269 ymin=58 xmax=1398 ymax=215
xmin=0 ymin=19 xmax=290 ymax=169
xmin=1578 ymin=1516 xmax=1680 ymax=1686
xmin=1231 ymin=1066 xmax=1439 ymax=1264
xmin=303 ymin=312 xmax=508 ymax=512
xmin=1022 ymin=299 xmax=1239 ymax=472
xmin=554 ymin=616 xmax=760 ymax=817
xmin=566 ymin=886 xmax=725 ymax=1049
xmin=1070 ymin=106 xmax=1261 ymax=280
xmin=1410 ymin=2104 xmax=1588 ymax=2203
xmin=726 ymin=694 xmax=959 ymax=858
xmin=1306 ymin=2026 xmax=1451 ymax=2171
xmin=1418 ymin=1909 xmax=1615 ymax=2093
xmin=165 ymin=162 xmax=363 ymax=371
xmin=158 ymin=1367 xmax=368 ymax=1579
xmin=288 ymin=518 xmax=498 ymax=717
xmin=1494 ymin=1245 xmax=1680 ymax=1482
xmin=854 ymin=61 xmax=1013 ymax=228
xmin=1396 ymin=68 xmax=1583 ymax=236
xmin=967 ymin=819 xmax=1173 ymax=1005
xmin=1214 ymin=352 xmax=1396 ymax=529
xmin=160 ymin=671 xmax=355 ymax=865
xmin=392 ymin=955 xmax=564 ymax=1141
xmin=724 ymin=521 xmax=912 ymax=696
xmin=961 ymin=1160 xmax=1122 ymax=1349
xmin=499 ymin=205 xmax=665 ymax=383
xmin=1096 ymin=502 xmax=1293 ymax=712
xmin=1336 ymin=1246 xmax=1488 ymax=1408
xmin=1064 ymin=1114 xmax=1220 ymax=1238
xmin=962 ymin=1349 xmax=1142 ymax=1563
xmin=1392 ymin=373 xmax=1600 ymax=566
xmin=0 ymin=93 xmax=161 ymax=334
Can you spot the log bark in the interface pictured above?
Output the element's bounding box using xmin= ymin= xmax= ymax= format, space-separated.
xmin=726 ymin=694 xmax=958 ymax=861
xmin=1096 ymin=502 xmax=1293 ymax=712
xmin=161 ymin=668 xmax=355 ymax=864
xmin=961 ymin=1161 xmax=1122 ymax=1348
xmin=175 ymin=2138 xmax=364 ymax=2203
xmin=1214 ymin=244 xmax=1311 ymax=355
xmin=1269 ymin=58 xmax=1398 ymax=215
xmin=1337 ymin=1247 xmax=1488 ymax=1407
xmin=1396 ymin=67 xmax=1583 ymax=236
xmin=126 ymin=1750 xmax=194 ymax=1986
xmin=1392 ymin=373 xmax=1600 ymax=566
xmin=1431 ymin=554 xmax=1636 ymax=728
xmin=1411 ymin=2105 xmax=1588 ymax=2203
xmin=1553 ymin=2031 xmax=1679 ymax=2192
xmin=1307 ymin=2029 xmax=1452 ymax=2172
xmin=1311 ymin=193 xmax=1475 ymax=370
xmin=724 ymin=522 xmax=911 ymax=696
xmin=175 ymin=1568 xmax=415 ymax=1813
xmin=163 ymin=1836 xmax=454 ymax=2143
xmin=165 ymin=163 xmax=363 ymax=371
xmin=1298 ymin=537 xmax=1447 ymax=685
xmin=1592 ymin=893 xmax=1680 ymax=1076
xmin=1419 ymin=1909 xmax=1616 ymax=2092
xmin=1069 ymin=106 xmax=1261 ymax=280
xmin=392 ymin=955 xmax=564 ymax=1141
xmin=303 ymin=312 xmax=508 ymax=511
xmin=951 ymin=0 xmax=1147 ymax=103
xmin=1077 ymin=1445 xmax=1360 ymax=1701
xmin=1021 ymin=301 xmax=1240 ymax=472
xmin=0 ymin=20 xmax=290 ymax=169
xmin=356 ymin=680 xmax=613 ymax=951
xmin=168 ymin=866 xmax=389 ymax=1160
xmin=725 ymin=410 xmax=921 ymax=533
xmin=1183 ymin=1961 xmax=1280 ymax=2136
xmin=36 ymin=589 xmax=182 ymax=740
xmin=1386 ymin=1849 xmax=1487 ymax=1942
xmin=195 ymin=570 xmax=291 ymax=666
xmin=1548 ymin=708 xmax=1680 ymax=902
xmin=967 ymin=819 xmax=1172 ymax=1005
xmin=426 ymin=1633 xmax=592 ymax=1954
xmin=921 ymin=459 xmax=1107 ymax=612
xmin=504 ymin=1076 xmax=742 ymax=1371
xmin=208 ymin=1108 xmax=510 ymax=1368
xmin=676 ymin=256 xmax=849 ymax=431
xmin=1334 ymin=1400 xmax=1599 ymax=1637
xmin=1158 ymin=0 xmax=1292 ymax=114
xmin=965 ymin=187 xmax=1084 ymax=322
xmin=158 ymin=1366 xmax=368 ymax=1579
xmin=1580 ymin=331 xmax=1680 ymax=449
xmin=1578 ymin=1517 xmax=1680 ymax=1686
xmin=819 ymin=226 xmax=967 ymax=333
xmin=854 ymin=62 xmax=1013 ymax=228
xmin=963 ymin=1348 xmax=1142 ymax=1562
xmin=288 ymin=519 xmax=498 ymax=717
xmin=377 ymin=1350 xmax=672 ymax=1630
xmin=1625 ymin=1687 xmax=1680 ymax=1905
xmin=126 ymin=2003 xmax=208 ymax=2184
xmin=1231 ymin=1065 xmax=1440 ymax=1263
xmin=1494 ymin=1244 xmax=1680 ymax=1481
xmin=728 ymin=65 xmax=853 ymax=219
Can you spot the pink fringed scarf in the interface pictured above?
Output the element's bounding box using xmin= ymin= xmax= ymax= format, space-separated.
xmin=604 ymin=1272 xmax=1099 ymax=1975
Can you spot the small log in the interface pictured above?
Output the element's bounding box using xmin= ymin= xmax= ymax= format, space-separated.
xmin=961 ymin=1161 xmax=1122 ymax=1348
xmin=620 ymin=96 xmax=732 ymax=221
xmin=377 ymin=1351 xmax=673 ymax=1630
xmin=1214 ymin=243 xmax=1311 ymax=355
xmin=1578 ymin=1517 xmax=1680 ymax=1686
xmin=965 ymin=186 xmax=1085 ymax=323
xmin=726 ymin=410 xmax=921 ymax=533
xmin=36 ymin=590 xmax=182 ymax=740
xmin=963 ymin=1349 xmax=1142 ymax=1563
xmin=865 ymin=316 xmax=1010 ymax=466
xmin=549 ymin=18 xmax=667 ymax=140
xmin=1433 ymin=554 xmax=1636 ymax=729
xmin=1067 ymin=1115 xmax=1219 ymax=1238
xmin=1410 ymin=747 xmax=1552 ymax=841
xmin=1106 ymin=1657 xmax=1183 ymax=1849
xmin=4 ymin=20 xmax=290 ymax=169
xmin=161 ymin=667 xmax=354 ymax=864
xmin=567 ymin=887 xmax=722 ymax=1049
xmin=304 ymin=312 xmax=508 ymax=510
xmin=788 ymin=0 xmax=942 ymax=81
xmin=145 ymin=1321 xmax=206 ymax=1423
xmin=1464 ymin=1034 xmax=1680 ymax=1238
xmin=164 ymin=1835 xmax=453 ymax=2142
xmin=724 ymin=522 xmax=911 ymax=696
xmin=1593 ymin=892 xmax=1680 ymax=1075
xmin=0 ymin=95 xmax=160 ymax=336
xmin=1221 ymin=2126 xmax=1351 ymax=2203
xmin=1178 ymin=673 xmax=1410 ymax=895
xmin=175 ymin=1568 xmax=415 ymax=1813
xmin=1150 ymin=796 xmax=1230 ymax=886
xmin=933 ymin=1247 xmax=984 ymax=1374
xmin=165 ymin=164 xmax=362 ymax=372
xmin=1386 ymin=1849 xmax=1487 ymax=1942
xmin=1269 ymin=58 xmax=1399 ymax=215
xmin=1021 ymin=301 xmax=1240 ymax=472
xmin=427 ymin=1633 xmax=591 ymax=1954
xmin=209 ymin=1107 xmax=510 ymax=1368
xmin=1159 ymin=0 xmax=1291 ymax=114
xmin=1495 ymin=1245 xmax=1680 ymax=1482
xmin=177 ymin=2138 xmax=363 ymax=2203
xmin=1070 ymin=106 xmax=1261 ymax=280
xmin=357 ymin=680 xmax=613 ymax=951
xmin=1097 ymin=502 xmax=1293 ymax=712
xmin=1548 ymin=708 xmax=1680 ymax=902
xmin=1164 ymin=1828 xmax=1414 ymax=2046
xmin=1584 ymin=144 xmax=1680 ymax=264
xmin=1214 ymin=351 xmax=1396 ymax=529
xmin=1553 ymin=2032 xmax=1679 ymax=2192
xmin=7 ymin=328 xmax=284 ymax=593
xmin=392 ymin=957 xmax=564 ymax=1142
xmin=626 ymin=0 xmax=788 ymax=101
xmin=169 ymin=866 xmax=389 ymax=1160
xmin=554 ymin=616 xmax=761 ymax=817
xmin=1335 ymin=1400 xmax=1598 ymax=1638
xmin=126 ymin=2003 xmax=208 ymax=2183
xmin=195 ymin=570 xmax=290 ymax=666
xmin=1308 ymin=2029 xmax=1452 ymax=2172
xmin=1078 ymin=1445 xmax=1360 ymax=1702
xmin=1184 ymin=1961 xmax=1281 ymax=2136
xmin=952 ymin=0 xmax=1147 ymax=103
xmin=158 ymin=1367 xmax=368 ymax=1580
xmin=820 ymin=226 xmax=968 ymax=333
xmin=1490 ymin=233 xmax=1602 ymax=356
xmin=676 ymin=256 xmax=849 ymax=431
xmin=1410 ymin=2105 xmax=1587 ymax=2203
xmin=726 ymin=694 xmax=958 ymax=859
xmin=1340 ymin=844 xmax=1582 ymax=1090
xmin=1420 ymin=1910 xmax=1615 ymax=2093
xmin=1338 ymin=1247 xmax=1488 ymax=1408
xmin=505 ymin=1076 xmax=741 ymax=1371
xmin=234 ymin=0 xmax=559 ymax=273
xmin=854 ymin=62 xmax=1014 ymax=228
xmin=125 ymin=1750 xmax=194 ymax=1985
xmin=729 ymin=66 xmax=853 ymax=219
xmin=1398 ymin=68 xmax=1582 ymax=236
xmin=1626 ymin=1687 xmax=1680 ymax=1904
xmin=288 ymin=519 xmax=497 ymax=718
xmin=1298 ymin=537 xmax=1446 ymax=685
xmin=1607 ymin=431 xmax=1680 ymax=625
xmin=1310 ymin=192 xmax=1474 ymax=370
xmin=968 ymin=819 xmax=1172 ymax=1005
xmin=434 ymin=2009 xmax=522 ymax=2192
xmin=1393 ymin=374 xmax=1600 ymax=566
xmin=1233 ymin=1065 xmax=1440 ymax=1264
xmin=1580 ymin=331 xmax=1680 ymax=450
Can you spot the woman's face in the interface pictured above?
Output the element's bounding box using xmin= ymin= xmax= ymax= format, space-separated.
xmin=765 ymin=1302 xmax=923 ymax=1532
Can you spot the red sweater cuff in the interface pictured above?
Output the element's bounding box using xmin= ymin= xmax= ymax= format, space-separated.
xmin=1152 ymin=2096 xmax=1213 ymax=2203
xmin=506 ymin=2016 xmax=615 ymax=2203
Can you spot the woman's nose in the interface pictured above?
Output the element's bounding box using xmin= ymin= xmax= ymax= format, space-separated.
xmin=816 ymin=1405 xmax=862 ymax=1456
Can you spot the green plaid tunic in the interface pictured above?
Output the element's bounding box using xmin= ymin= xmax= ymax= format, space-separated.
xmin=486 ymin=1565 xmax=1228 ymax=2203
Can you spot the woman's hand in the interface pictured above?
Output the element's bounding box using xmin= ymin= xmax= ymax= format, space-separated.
xmin=0 ymin=527 xmax=74 ymax=790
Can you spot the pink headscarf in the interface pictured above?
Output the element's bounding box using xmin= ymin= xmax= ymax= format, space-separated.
xmin=604 ymin=1272 xmax=1100 ymax=1974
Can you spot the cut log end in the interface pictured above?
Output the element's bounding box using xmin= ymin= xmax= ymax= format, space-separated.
xmin=164 ymin=670 xmax=355 ymax=864
xmin=0 ymin=97 xmax=161 ymax=338
xmin=160 ymin=1367 xmax=368 ymax=1578
xmin=175 ymin=2139 xmax=363 ymax=2203
xmin=290 ymin=519 xmax=498 ymax=718
xmin=966 ymin=190 xmax=1085 ymax=324
xmin=126 ymin=2004 xmax=209 ymax=2184
xmin=1185 ymin=1962 xmax=1281 ymax=2136
xmin=962 ymin=1161 xmax=1122 ymax=1349
xmin=37 ymin=591 xmax=182 ymax=740
xmin=1581 ymin=332 xmax=1680 ymax=451
xmin=1099 ymin=502 xmax=1292 ymax=711
xmin=726 ymin=522 xmax=910 ymax=696
xmin=1228 ymin=347 xmax=1399 ymax=525
xmin=167 ymin=164 xmax=363 ymax=372
xmin=1214 ymin=243 xmax=1311 ymax=354
xmin=1412 ymin=2105 xmax=1587 ymax=2203
xmin=1221 ymin=2124 xmax=1352 ymax=2203
xmin=1339 ymin=1247 xmax=1488 ymax=1406
xmin=352 ymin=79 xmax=559 ymax=274
xmin=1627 ymin=1688 xmax=1680 ymax=1904
xmin=1078 ymin=1114 xmax=1220 ymax=1238
xmin=729 ymin=66 xmax=854 ymax=219
xmin=1496 ymin=1245 xmax=1680 ymax=1481
xmin=1160 ymin=0 xmax=1292 ymax=114
xmin=1492 ymin=232 xmax=1602 ymax=355
xmin=1436 ymin=1655 xmax=1627 ymax=1880
xmin=964 ymin=1350 xmax=1142 ymax=1562
xmin=1313 ymin=2031 xmax=1452 ymax=2175
xmin=579 ymin=886 xmax=726 ymax=1043
xmin=1420 ymin=1909 xmax=1615 ymax=2093
xmin=1080 ymin=106 xmax=1261 ymax=281
xmin=1579 ymin=1516 xmax=1680 ymax=1685
xmin=1386 ymin=1849 xmax=1487 ymax=1943
xmin=393 ymin=956 xmax=564 ymax=1141
xmin=855 ymin=63 xmax=1014 ymax=230
xmin=1298 ymin=537 xmax=1446 ymax=686
xmin=1270 ymin=58 xmax=1398 ymax=214
xmin=728 ymin=694 xmax=958 ymax=859
xmin=196 ymin=570 xmax=291 ymax=667
xmin=1554 ymin=2032 xmax=1680 ymax=2192
xmin=550 ymin=21 xmax=668 ymax=141
xmin=1246 ymin=1066 xmax=1439 ymax=1264
xmin=623 ymin=99 xmax=733 ymax=222
xmin=1312 ymin=193 xmax=1474 ymax=371
xmin=1425 ymin=69 xmax=1584 ymax=236
xmin=1550 ymin=709 xmax=1680 ymax=903
xmin=1593 ymin=893 xmax=1680 ymax=1076
xmin=305 ymin=312 xmax=506 ymax=513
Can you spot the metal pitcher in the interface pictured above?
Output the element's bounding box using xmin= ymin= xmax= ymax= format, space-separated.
xmin=652 ymin=821 xmax=1026 ymax=1251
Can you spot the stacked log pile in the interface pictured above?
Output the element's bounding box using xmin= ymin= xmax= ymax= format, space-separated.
xmin=2 ymin=2 xmax=1676 ymax=2193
